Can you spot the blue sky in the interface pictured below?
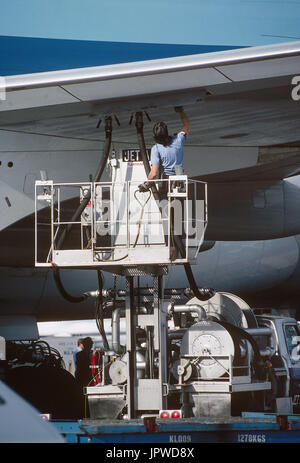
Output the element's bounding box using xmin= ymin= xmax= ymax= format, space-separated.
xmin=1 ymin=0 xmax=300 ymax=46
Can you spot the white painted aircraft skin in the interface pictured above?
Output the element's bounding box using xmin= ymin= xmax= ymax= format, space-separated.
xmin=0 ymin=381 xmax=65 ymax=443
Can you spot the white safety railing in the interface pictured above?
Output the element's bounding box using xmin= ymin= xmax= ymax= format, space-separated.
xmin=35 ymin=176 xmax=207 ymax=268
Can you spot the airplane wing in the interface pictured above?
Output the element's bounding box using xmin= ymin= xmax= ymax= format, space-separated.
xmin=1 ymin=40 xmax=300 ymax=154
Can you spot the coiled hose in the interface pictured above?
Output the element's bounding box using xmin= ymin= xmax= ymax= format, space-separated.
xmin=215 ymin=320 xmax=265 ymax=379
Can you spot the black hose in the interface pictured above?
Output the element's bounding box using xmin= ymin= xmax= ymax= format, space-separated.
xmin=135 ymin=112 xmax=150 ymax=177
xmin=184 ymin=262 xmax=215 ymax=301
xmin=135 ymin=111 xmax=161 ymax=203
xmin=135 ymin=112 xmax=214 ymax=302
xmin=52 ymin=117 xmax=113 ymax=304
xmin=172 ymin=216 xmax=214 ymax=301
xmin=94 ymin=117 xmax=113 ymax=182
xmin=52 ymin=264 xmax=88 ymax=303
xmin=215 ymin=320 xmax=265 ymax=378
xmin=56 ymin=116 xmax=113 ymax=250
xmin=95 ymin=270 xmax=110 ymax=350
xmin=213 ymin=321 xmax=243 ymax=366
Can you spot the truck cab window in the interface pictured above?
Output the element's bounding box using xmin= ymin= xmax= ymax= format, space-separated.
xmin=284 ymin=324 xmax=300 ymax=357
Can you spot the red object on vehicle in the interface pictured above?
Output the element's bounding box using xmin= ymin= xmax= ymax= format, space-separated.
xmin=143 ymin=416 xmax=158 ymax=433
xmin=159 ymin=409 xmax=182 ymax=419
xmin=91 ymin=349 xmax=104 ymax=385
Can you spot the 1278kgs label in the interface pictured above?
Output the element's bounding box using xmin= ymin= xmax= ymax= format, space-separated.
xmin=237 ymin=433 xmax=266 ymax=443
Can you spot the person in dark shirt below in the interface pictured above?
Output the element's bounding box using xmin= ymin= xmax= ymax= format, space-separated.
xmin=75 ymin=336 xmax=94 ymax=391
xmin=73 ymin=338 xmax=84 ymax=371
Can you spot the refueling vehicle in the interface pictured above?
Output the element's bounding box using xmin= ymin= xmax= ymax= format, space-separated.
xmin=2 ymin=112 xmax=300 ymax=440
xmin=80 ymin=294 xmax=300 ymax=420
xmin=32 ymin=113 xmax=300 ymax=421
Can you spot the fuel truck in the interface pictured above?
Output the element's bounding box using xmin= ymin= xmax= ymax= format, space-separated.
xmin=30 ymin=141 xmax=300 ymax=421
xmin=84 ymin=291 xmax=300 ymax=420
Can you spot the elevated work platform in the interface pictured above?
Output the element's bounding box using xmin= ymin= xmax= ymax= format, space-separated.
xmin=35 ymin=174 xmax=207 ymax=273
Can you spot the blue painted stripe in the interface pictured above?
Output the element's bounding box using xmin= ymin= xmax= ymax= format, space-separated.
xmin=0 ymin=35 xmax=244 ymax=76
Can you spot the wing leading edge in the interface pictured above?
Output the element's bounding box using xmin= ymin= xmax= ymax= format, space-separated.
xmin=1 ymin=41 xmax=300 ymax=116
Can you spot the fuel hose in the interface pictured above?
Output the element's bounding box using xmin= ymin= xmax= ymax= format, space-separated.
xmin=135 ymin=111 xmax=214 ymax=302
xmin=53 ymin=117 xmax=113 ymax=303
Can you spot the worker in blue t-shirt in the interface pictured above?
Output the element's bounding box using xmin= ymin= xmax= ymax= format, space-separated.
xmin=139 ymin=106 xmax=190 ymax=193
xmin=138 ymin=107 xmax=190 ymax=256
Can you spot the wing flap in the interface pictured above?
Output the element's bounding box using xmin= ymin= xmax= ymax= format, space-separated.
xmin=61 ymin=67 xmax=228 ymax=102
xmin=217 ymin=55 xmax=300 ymax=82
xmin=0 ymin=86 xmax=79 ymax=112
